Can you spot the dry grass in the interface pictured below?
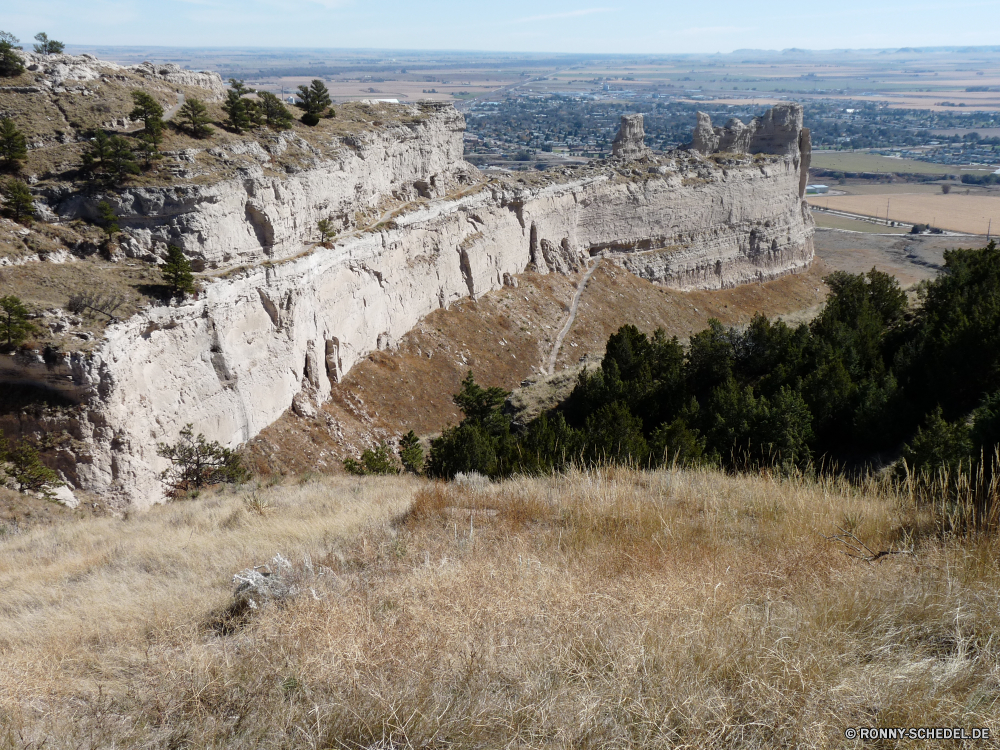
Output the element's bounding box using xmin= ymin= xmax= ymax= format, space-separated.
xmin=1 ymin=468 xmax=998 ymax=748
xmin=810 ymin=192 xmax=1000 ymax=235
xmin=249 ymin=263 xmax=831 ymax=474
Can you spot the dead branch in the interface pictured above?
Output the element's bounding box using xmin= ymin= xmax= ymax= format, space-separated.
xmin=821 ymin=527 xmax=915 ymax=565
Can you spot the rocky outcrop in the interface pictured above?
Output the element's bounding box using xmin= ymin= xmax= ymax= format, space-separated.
xmin=48 ymin=104 xmax=472 ymax=268
xmin=17 ymin=51 xmax=224 ymax=99
xmin=690 ymin=105 xmax=802 ymax=154
xmin=5 ymin=99 xmax=814 ymax=509
xmin=611 ymin=114 xmax=650 ymax=160
xmin=689 ymin=104 xmax=811 ymax=201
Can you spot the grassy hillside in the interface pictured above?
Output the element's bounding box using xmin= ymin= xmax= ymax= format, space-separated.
xmin=2 ymin=468 xmax=997 ymax=747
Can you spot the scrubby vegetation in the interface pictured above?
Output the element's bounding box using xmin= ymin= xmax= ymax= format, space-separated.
xmin=0 ymin=430 xmax=60 ymax=494
xmin=1 ymin=469 xmax=998 ymax=746
xmin=156 ymin=424 xmax=249 ymax=496
xmin=427 ymin=243 xmax=1000 ymax=530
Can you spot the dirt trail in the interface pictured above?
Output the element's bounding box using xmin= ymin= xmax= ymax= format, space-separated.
xmin=547 ymin=260 xmax=599 ymax=374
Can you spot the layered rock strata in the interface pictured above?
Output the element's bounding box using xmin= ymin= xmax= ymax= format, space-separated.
xmin=7 ymin=102 xmax=814 ymax=508
xmin=611 ymin=114 xmax=651 ymax=159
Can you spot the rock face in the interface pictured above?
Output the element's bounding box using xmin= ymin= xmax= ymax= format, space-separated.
xmin=689 ymin=104 xmax=808 ymax=159
xmin=6 ymin=100 xmax=814 ymax=509
xmin=17 ymin=51 xmax=224 ymax=99
xmin=611 ymin=114 xmax=650 ymax=160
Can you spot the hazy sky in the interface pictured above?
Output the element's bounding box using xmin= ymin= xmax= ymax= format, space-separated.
xmin=5 ymin=0 xmax=1000 ymax=53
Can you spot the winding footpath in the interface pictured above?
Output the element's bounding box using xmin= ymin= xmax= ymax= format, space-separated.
xmin=546 ymin=259 xmax=600 ymax=375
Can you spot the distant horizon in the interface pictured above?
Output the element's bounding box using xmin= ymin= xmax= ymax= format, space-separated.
xmin=5 ymin=0 xmax=999 ymax=56
xmin=52 ymin=43 xmax=1000 ymax=57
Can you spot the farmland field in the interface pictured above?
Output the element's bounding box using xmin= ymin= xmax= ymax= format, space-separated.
xmin=811 ymin=152 xmax=961 ymax=175
xmin=811 ymin=211 xmax=909 ymax=234
xmin=808 ymin=192 xmax=1000 ymax=234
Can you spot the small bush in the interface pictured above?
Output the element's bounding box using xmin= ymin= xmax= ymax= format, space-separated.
xmin=0 ymin=432 xmax=62 ymax=495
xmin=399 ymin=431 xmax=424 ymax=474
xmin=156 ymin=424 xmax=250 ymax=496
xmin=344 ymin=442 xmax=400 ymax=476
xmin=301 ymin=112 xmax=320 ymax=127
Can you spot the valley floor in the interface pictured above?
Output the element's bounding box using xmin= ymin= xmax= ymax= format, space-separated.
xmin=1 ymin=468 xmax=997 ymax=747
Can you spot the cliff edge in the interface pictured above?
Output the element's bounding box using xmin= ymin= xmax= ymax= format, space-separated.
xmin=0 ymin=66 xmax=814 ymax=507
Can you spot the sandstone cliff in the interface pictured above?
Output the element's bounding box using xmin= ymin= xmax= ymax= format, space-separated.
xmin=2 ymin=92 xmax=814 ymax=508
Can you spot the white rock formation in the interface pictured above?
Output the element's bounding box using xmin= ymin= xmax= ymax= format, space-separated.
xmin=8 ymin=101 xmax=814 ymax=509
xmin=16 ymin=50 xmax=224 ymax=99
xmin=611 ymin=114 xmax=651 ymax=160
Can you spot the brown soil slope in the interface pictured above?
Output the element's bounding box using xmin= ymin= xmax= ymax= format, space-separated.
xmin=248 ymin=262 xmax=830 ymax=475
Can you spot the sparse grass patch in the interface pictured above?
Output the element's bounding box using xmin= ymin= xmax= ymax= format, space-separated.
xmin=1 ymin=468 xmax=998 ymax=747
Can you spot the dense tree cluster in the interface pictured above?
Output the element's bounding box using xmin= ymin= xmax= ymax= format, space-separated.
xmin=221 ymin=80 xmax=294 ymax=133
xmin=427 ymin=244 xmax=1000 ymax=496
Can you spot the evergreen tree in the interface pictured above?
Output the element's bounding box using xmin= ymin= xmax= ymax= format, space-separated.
xmin=162 ymin=245 xmax=195 ymax=297
xmin=222 ymin=89 xmax=252 ymax=133
xmin=0 ymin=32 xmax=24 ymax=78
xmin=0 ymin=434 xmax=61 ymax=494
xmin=135 ymin=133 xmax=162 ymax=169
xmin=129 ymin=91 xmax=165 ymax=145
xmin=156 ymin=424 xmax=249 ymax=494
xmin=228 ymin=78 xmax=253 ymax=98
xmin=295 ymin=79 xmax=332 ymax=116
xmin=0 ymin=118 xmax=27 ymax=171
xmin=178 ymin=98 xmax=213 ymax=138
xmin=257 ymin=92 xmax=294 ymax=130
xmin=96 ymin=200 xmax=118 ymax=242
xmin=81 ymin=129 xmax=111 ymax=173
xmin=32 ymin=33 xmax=64 ymax=55
xmin=398 ymin=431 xmax=423 ymax=474
xmin=2 ymin=178 xmax=34 ymax=222
xmin=317 ymin=218 xmax=335 ymax=244
xmin=0 ymin=295 xmax=32 ymax=348
xmin=106 ymin=136 xmax=140 ymax=181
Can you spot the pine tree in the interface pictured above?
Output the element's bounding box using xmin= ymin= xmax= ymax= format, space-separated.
xmin=96 ymin=200 xmax=118 ymax=242
xmin=130 ymin=91 xmax=165 ymax=142
xmin=162 ymin=245 xmax=196 ymax=297
xmin=0 ymin=32 xmax=24 ymax=78
xmin=317 ymin=218 xmax=335 ymax=244
xmin=0 ymin=295 xmax=32 ymax=348
xmin=295 ymin=79 xmax=332 ymax=116
xmin=136 ymin=133 xmax=162 ymax=169
xmin=0 ymin=118 xmax=27 ymax=171
xmin=0 ymin=435 xmax=61 ymax=494
xmin=257 ymin=92 xmax=293 ymax=130
xmin=81 ymin=129 xmax=111 ymax=173
xmin=107 ymin=136 xmax=140 ymax=181
xmin=2 ymin=178 xmax=33 ymax=222
xmin=228 ymin=78 xmax=253 ymax=98
xmin=32 ymin=33 xmax=64 ymax=55
xmin=222 ymin=90 xmax=252 ymax=133
xmin=399 ymin=431 xmax=424 ymax=474
xmin=178 ymin=98 xmax=213 ymax=138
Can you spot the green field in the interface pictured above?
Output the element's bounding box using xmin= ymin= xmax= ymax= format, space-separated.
xmin=812 ymin=211 xmax=910 ymax=234
xmin=811 ymin=152 xmax=958 ymax=175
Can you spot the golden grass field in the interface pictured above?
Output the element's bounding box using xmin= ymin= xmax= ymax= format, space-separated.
xmin=2 ymin=468 xmax=998 ymax=748
xmin=808 ymin=192 xmax=1000 ymax=235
